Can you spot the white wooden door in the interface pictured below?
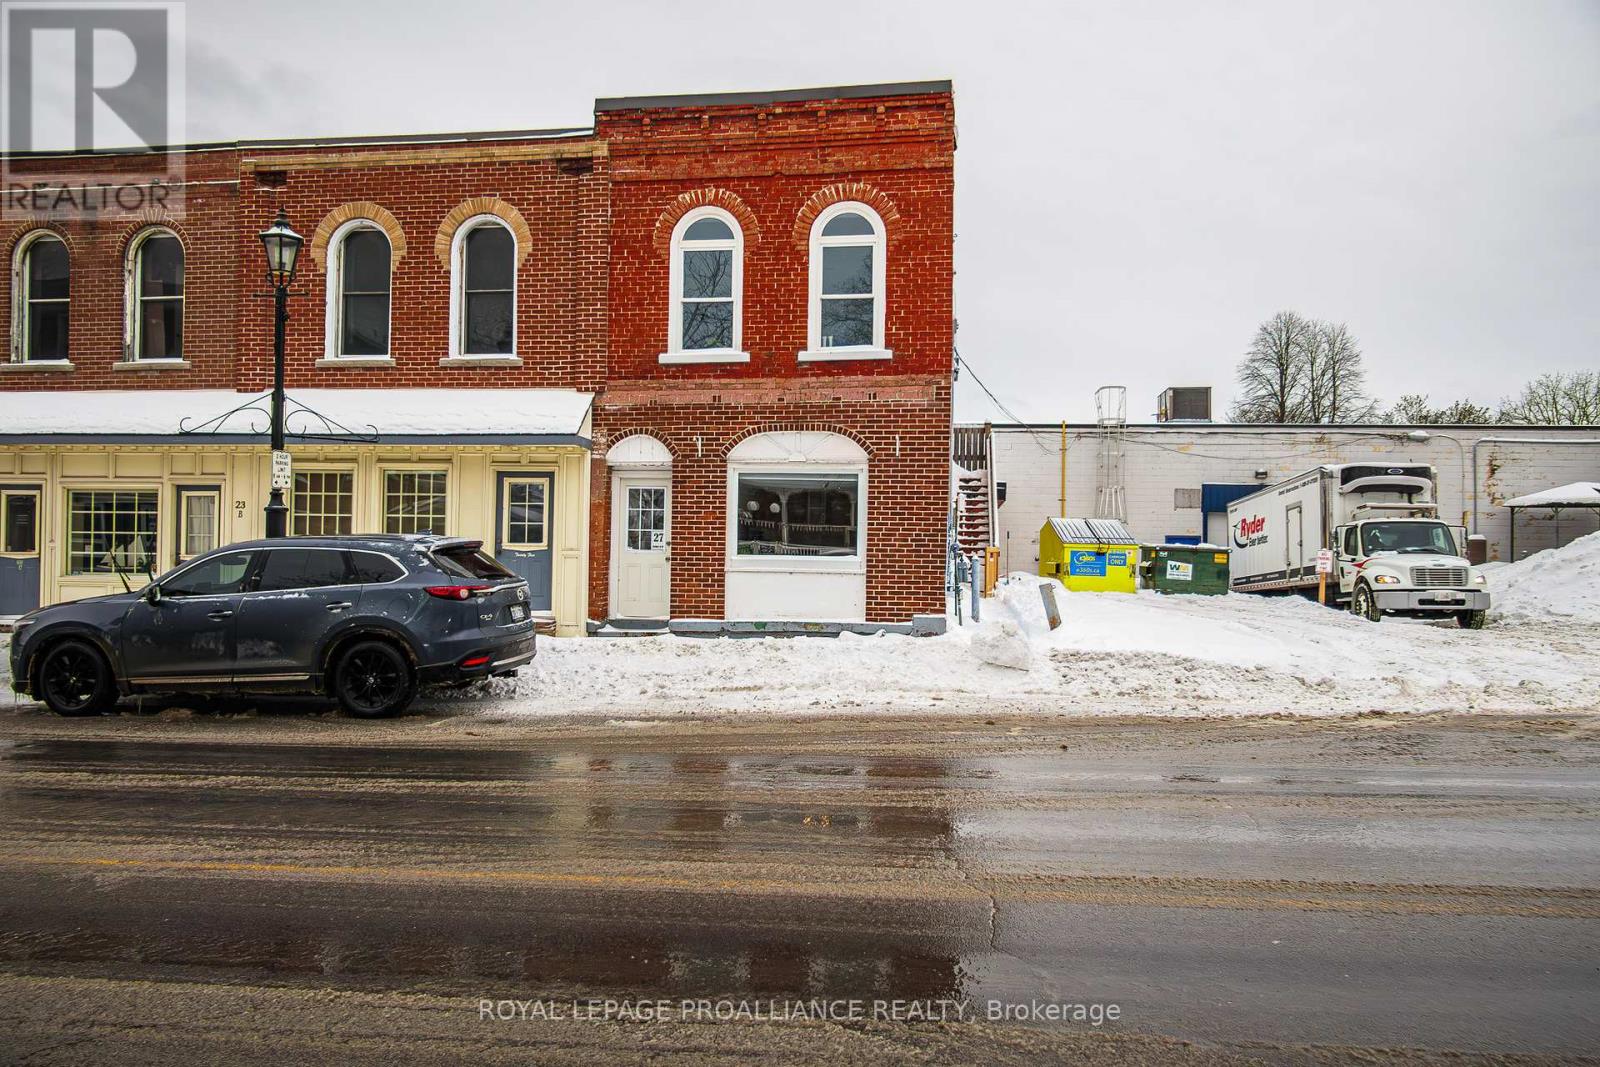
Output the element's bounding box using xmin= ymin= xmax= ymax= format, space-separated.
xmin=614 ymin=478 xmax=670 ymax=619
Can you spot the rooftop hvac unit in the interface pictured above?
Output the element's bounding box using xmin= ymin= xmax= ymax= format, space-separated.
xmin=1157 ymin=387 xmax=1212 ymax=423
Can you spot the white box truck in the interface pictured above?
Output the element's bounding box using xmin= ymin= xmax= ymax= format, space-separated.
xmin=1226 ymin=463 xmax=1490 ymax=628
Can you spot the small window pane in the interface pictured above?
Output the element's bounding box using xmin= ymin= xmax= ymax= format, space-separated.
xmin=165 ymin=551 xmax=253 ymax=597
xmin=67 ymin=490 xmax=157 ymax=575
xmin=626 ymin=487 xmax=666 ymax=551
xmin=138 ymin=235 xmax=184 ymax=297
xmin=342 ymin=229 xmax=391 ymax=292
xmin=681 ymin=300 xmax=733 ymax=350
xmin=683 ymin=217 xmax=734 ymax=241
xmin=292 ymin=472 xmax=354 ymax=536
xmin=736 ymin=474 xmax=859 ymax=557
xmin=27 ymin=239 xmax=68 ymax=299
xmin=465 ymin=226 xmax=514 ymax=291
xmin=820 ymin=298 xmax=874 ymax=348
xmin=504 ymin=481 xmax=546 ymax=546
xmin=27 ymin=304 xmax=68 ymax=360
xmin=682 ymin=249 xmax=732 ymax=299
xmin=138 ymin=299 xmax=183 ymax=359
xmin=821 ymin=212 xmax=874 ymax=237
xmin=4 ymin=494 xmax=38 ymax=553
xmin=341 ymin=293 xmax=389 ymax=355
xmin=349 ymin=551 xmax=404 ymax=584
xmin=822 ymin=245 xmax=872 ymax=295
xmin=384 ymin=471 xmax=447 ymax=535
xmin=180 ymin=492 xmax=218 ymax=557
xmin=465 ymin=291 xmax=513 ymax=354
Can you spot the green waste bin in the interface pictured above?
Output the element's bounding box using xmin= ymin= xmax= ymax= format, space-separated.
xmin=1141 ymin=544 xmax=1230 ymax=595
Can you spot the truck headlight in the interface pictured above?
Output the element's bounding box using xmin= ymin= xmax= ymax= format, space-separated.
xmin=1473 ymin=574 xmax=1487 ymax=584
xmin=1372 ymin=574 xmax=1401 ymax=585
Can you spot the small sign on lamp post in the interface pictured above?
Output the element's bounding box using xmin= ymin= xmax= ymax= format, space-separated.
xmin=270 ymin=449 xmax=292 ymax=491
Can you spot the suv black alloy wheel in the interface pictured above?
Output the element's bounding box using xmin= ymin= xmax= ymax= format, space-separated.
xmin=37 ymin=640 xmax=115 ymax=716
xmin=334 ymin=640 xmax=416 ymax=718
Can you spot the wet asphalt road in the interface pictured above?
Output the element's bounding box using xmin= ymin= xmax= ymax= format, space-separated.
xmin=1 ymin=712 xmax=1598 ymax=1065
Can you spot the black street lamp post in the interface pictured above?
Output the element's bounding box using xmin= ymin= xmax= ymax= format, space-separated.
xmin=258 ymin=208 xmax=304 ymax=538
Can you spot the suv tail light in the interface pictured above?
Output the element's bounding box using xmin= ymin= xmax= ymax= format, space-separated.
xmin=425 ymin=584 xmax=490 ymax=601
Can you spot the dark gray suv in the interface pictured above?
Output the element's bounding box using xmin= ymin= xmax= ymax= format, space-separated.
xmin=8 ymin=535 xmax=535 ymax=718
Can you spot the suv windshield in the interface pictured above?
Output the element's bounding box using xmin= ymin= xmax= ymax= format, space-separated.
xmin=1360 ymin=521 xmax=1457 ymax=556
xmin=433 ymin=544 xmax=515 ymax=580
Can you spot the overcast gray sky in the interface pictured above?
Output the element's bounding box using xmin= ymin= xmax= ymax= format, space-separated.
xmin=186 ymin=0 xmax=1600 ymax=423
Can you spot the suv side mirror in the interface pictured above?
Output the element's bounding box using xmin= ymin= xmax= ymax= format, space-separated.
xmin=144 ymin=583 xmax=163 ymax=605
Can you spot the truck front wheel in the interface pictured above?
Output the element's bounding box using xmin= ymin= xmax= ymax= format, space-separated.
xmin=1457 ymin=609 xmax=1488 ymax=630
xmin=1352 ymin=584 xmax=1383 ymax=622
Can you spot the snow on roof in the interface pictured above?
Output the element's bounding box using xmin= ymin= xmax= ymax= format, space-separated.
xmin=1503 ymin=482 xmax=1600 ymax=509
xmin=0 ymin=389 xmax=594 ymax=441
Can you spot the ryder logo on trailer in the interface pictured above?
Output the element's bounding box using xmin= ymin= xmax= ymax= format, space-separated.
xmin=1233 ymin=514 xmax=1267 ymax=548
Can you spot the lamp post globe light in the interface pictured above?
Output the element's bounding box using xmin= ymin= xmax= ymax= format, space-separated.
xmin=257 ymin=208 xmax=303 ymax=538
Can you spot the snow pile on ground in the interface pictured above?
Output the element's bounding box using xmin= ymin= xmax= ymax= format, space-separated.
xmin=1487 ymin=532 xmax=1600 ymax=624
xmin=468 ymin=574 xmax=1600 ymax=719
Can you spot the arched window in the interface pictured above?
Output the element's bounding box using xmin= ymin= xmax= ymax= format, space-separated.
xmin=128 ymin=229 xmax=184 ymax=360
xmin=13 ymin=232 xmax=69 ymax=362
xmin=328 ymin=222 xmax=391 ymax=357
xmin=450 ymin=218 xmax=515 ymax=356
xmin=664 ymin=208 xmax=744 ymax=363
xmin=804 ymin=202 xmax=888 ymax=360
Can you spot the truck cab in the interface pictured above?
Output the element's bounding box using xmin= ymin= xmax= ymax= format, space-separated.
xmin=1333 ymin=509 xmax=1490 ymax=628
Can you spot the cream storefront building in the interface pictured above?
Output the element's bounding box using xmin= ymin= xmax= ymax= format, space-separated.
xmin=0 ymin=389 xmax=594 ymax=635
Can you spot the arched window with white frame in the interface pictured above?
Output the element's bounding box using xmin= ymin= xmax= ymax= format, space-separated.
xmin=803 ymin=202 xmax=888 ymax=361
xmin=11 ymin=231 xmax=69 ymax=363
xmin=324 ymin=219 xmax=392 ymax=358
xmin=125 ymin=227 xmax=184 ymax=361
xmin=663 ymin=207 xmax=745 ymax=363
xmin=449 ymin=216 xmax=516 ymax=357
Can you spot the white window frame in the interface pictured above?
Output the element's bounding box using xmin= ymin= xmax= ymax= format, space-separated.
xmin=323 ymin=219 xmax=393 ymax=361
xmin=447 ymin=215 xmax=518 ymax=359
xmin=800 ymin=201 xmax=890 ymax=363
xmin=10 ymin=230 xmax=70 ymax=365
xmin=725 ymin=466 xmax=868 ymax=574
xmin=500 ymin=476 xmax=550 ymax=550
xmin=290 ymin=467 xmax=356 ymax=537
xmin=64 ymin=487 xmax=159 ymax=576
xmin=175 ymin=487 xmax=222 ymax=562
xmin=661 ymin=206 xmax=748 ymax=365
xmin=381 ymin=467 xmax=449 ymax=536
xmin=124 ymin=227 xmax=185 ymax=363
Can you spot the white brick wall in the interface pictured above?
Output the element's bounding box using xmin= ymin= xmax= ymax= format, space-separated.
xmin=981 ymin=425 xmax=1600 ymax=570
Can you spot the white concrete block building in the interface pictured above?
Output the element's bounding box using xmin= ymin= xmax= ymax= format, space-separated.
xmin=961 ymin=423 xmax=1600 ymax=574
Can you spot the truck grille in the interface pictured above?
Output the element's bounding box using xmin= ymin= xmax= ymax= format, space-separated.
xmin=1412 ymin=566 xmax=1467 ymax=587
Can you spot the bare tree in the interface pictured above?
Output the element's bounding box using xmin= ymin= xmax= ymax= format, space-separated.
xmin=1498 ymin=371 xmax=1600 ymax=425
xmin=1387 ymin=393 xmax=1494 ymax=424
xmin=1314 ymin=322 xmax=1379 ymax=423
xmin=1230 ymin=311 xmax=1312 ymax=423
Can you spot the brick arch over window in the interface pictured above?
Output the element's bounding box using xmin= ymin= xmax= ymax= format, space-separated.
xmin=308 ymin=202 xmax=407 ymax=272
xmin=719 ymin=423 xmax=875 ymax=459
xmin=598 ymin=427 xmax=678 ymax=460
xmin=3 ymin=218 xmax=75 ymax=259
xmin=114 ymin=212 xmax=191 ymax=259
xmin=652 ymin=188 xmax=761 ymax=256
xmin=792 ymin=183 xmax=901 ymax=251
xmin=434 ymin=196 xmax=533 ymax=268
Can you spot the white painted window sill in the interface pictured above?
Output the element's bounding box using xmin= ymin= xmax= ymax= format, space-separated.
xmin=439 ymin=354 xmax=523 ymax=367
xmin=658 ymin=350 xmax=750 ymax=365
xmin=797 ymin=347 xmax=892 ymax=362
xmin=315 ymin=356 xmax=395 ymax=368
xmin=1 ymin=359 xmax=73 ymax=372
xmin=113 ymin=359 xmax=191 ymax=371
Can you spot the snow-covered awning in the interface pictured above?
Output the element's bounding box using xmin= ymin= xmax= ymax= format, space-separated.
xmin=1503 ymin=482 xmax=1600 ymax=509
xmin=0 ymin=388 xmax=594 ymax=446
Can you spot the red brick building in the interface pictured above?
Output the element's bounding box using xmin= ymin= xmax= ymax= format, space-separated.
xmin=0 ymin=82 xmax=954 ymax=634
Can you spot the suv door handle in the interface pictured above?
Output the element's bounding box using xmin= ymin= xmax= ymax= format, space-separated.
xmin=207 ymin=609 xmax=234 ymax=620
xmin=326 ymin=601 xmax=353 ymax=612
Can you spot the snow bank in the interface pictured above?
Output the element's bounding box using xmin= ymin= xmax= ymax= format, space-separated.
xmin=1488 ymin=531 xmax=1600 ymax=624
xmin=463 ymin=574 xmax=1600 ymax=719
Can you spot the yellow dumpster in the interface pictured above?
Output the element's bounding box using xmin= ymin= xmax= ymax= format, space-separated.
xmin=1038 ymin=518 xmax=1140 ymax=593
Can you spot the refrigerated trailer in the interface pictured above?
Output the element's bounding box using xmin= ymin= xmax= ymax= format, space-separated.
xmin=1226 ymin=464 xmax=1490 ymax=627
